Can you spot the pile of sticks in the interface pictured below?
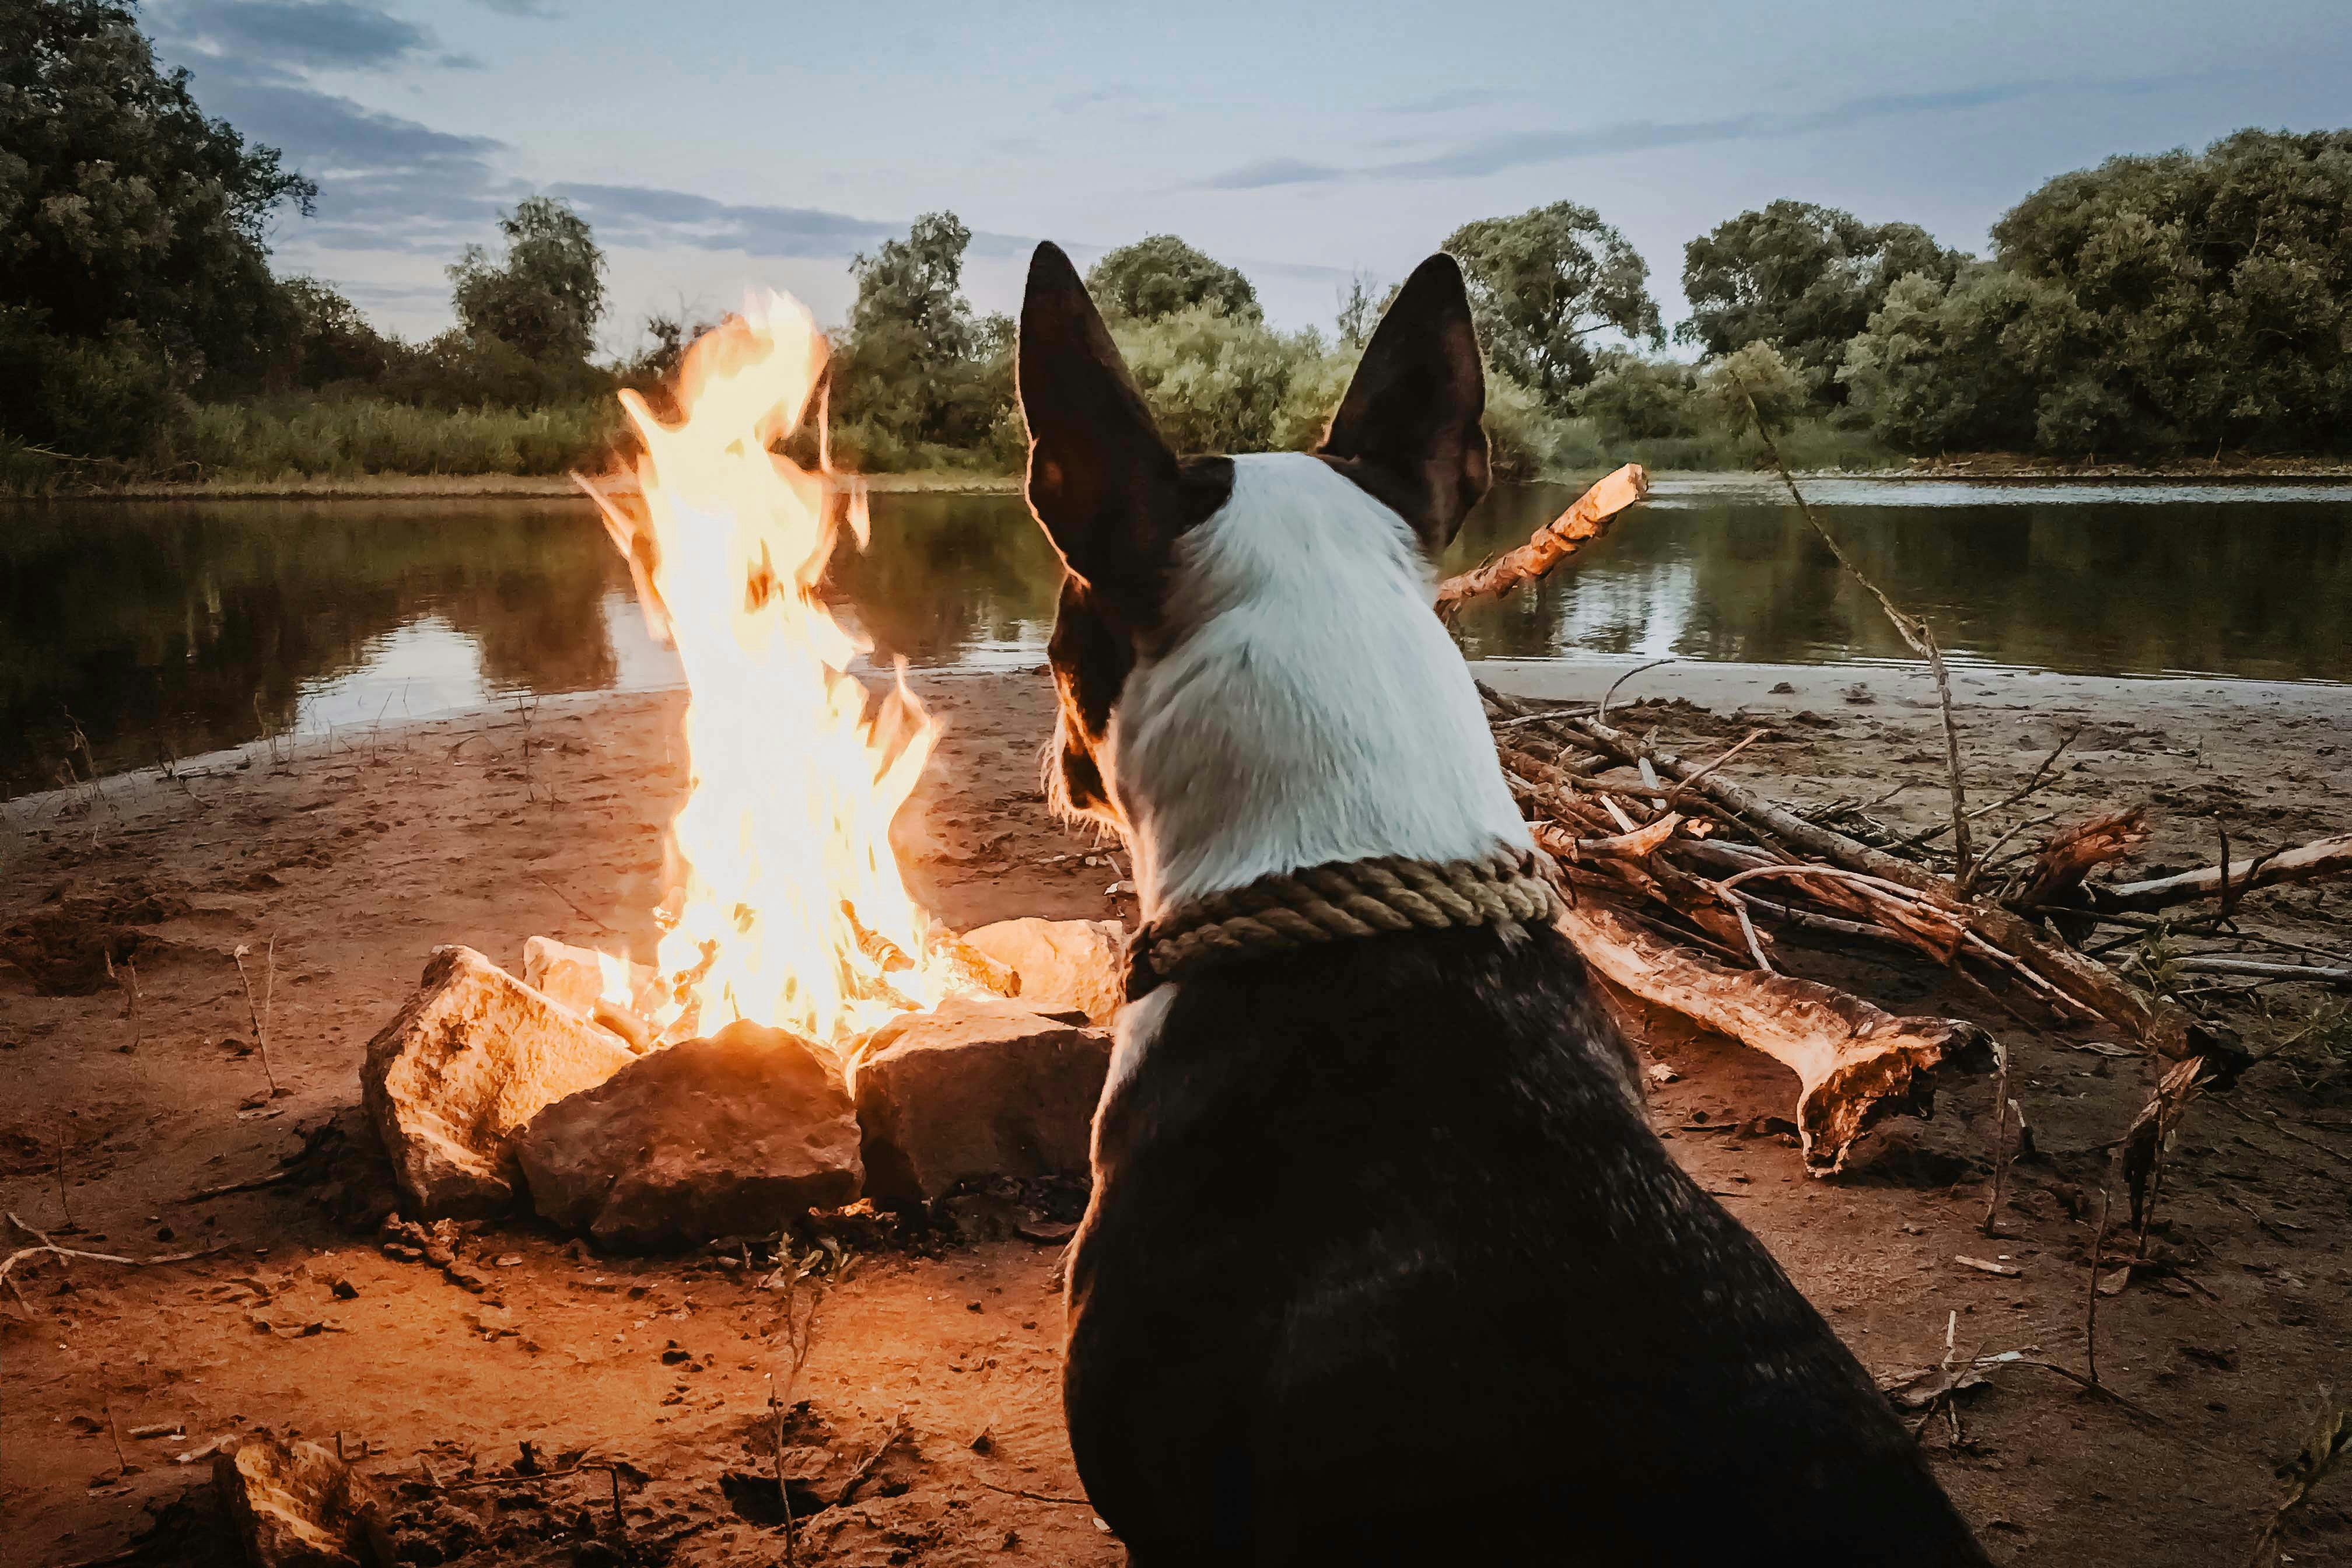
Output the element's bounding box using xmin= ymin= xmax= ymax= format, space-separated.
xmin=1440 ymin=463 xmax=2352 ymax=1173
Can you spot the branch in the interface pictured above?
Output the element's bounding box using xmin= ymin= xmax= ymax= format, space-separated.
xmin=1434 ymin=464 xmax=1648 ymax=620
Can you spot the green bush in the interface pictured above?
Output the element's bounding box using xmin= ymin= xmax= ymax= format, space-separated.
xmin=0 ymin=309 xmax=186 ymax=463
xmin=1574 ymin=352 xmax=1702 ymax=442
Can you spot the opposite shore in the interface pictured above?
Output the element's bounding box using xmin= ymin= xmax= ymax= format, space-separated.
xmin=16 ymin=453 xmax=2352 ymax=502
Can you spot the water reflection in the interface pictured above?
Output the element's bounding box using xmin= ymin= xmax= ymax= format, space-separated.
xmin=3 ymin=480 xmax=2346 ymax=792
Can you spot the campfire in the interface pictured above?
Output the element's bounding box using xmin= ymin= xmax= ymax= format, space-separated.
xmin=358 ymin=295 xmax=1121 ymax=1249
xmin=580 ymin=293 xmax=982 ymax=1048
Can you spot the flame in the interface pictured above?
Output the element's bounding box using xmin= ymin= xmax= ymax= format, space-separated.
xmin=584 ymin=292 xmax=957 ymax=1045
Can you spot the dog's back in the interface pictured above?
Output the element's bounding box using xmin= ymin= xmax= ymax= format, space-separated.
xmin=1013 ymin=240 xmax=1990 ymax=1564
xmin=1070 ymin=925 xmax=1985 ymax=1564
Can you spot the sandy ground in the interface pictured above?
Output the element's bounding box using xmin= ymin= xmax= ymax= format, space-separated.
xmin=2 ymin=662 xmax=2348 ymax=1567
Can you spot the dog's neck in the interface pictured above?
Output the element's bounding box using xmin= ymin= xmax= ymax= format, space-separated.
xmin=1104 ymin=454 xmax=1530 ymax=920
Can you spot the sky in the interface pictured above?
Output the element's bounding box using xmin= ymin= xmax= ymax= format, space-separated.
xmin=150 ymin=0 xmax=2352 ymax=356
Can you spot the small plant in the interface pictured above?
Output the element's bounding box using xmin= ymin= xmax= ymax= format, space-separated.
xmin=2246 ymin=1389 xmax=2352 ymax=1567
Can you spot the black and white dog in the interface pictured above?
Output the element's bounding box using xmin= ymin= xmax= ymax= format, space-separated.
xmin=1017 ymin=240 xmax=1990 ymax=1566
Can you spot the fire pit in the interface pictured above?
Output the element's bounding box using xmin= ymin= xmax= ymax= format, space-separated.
xmin=358 ymin=296 xmax=1122 ymax=1248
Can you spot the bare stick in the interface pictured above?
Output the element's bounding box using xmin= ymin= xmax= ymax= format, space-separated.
xmin=1983 ymin=1040 xmax=2013 ymax=1237
xmin=1732 ymin=376 xmax=1974 ymax=886
xmin=2085 ymin=1166 xmax=2115 ymax=1386
xmin=1597 ymin=659 xmax=1678 ymax=726
xmin=978 ymin=1480 xmax=1094 ymax=1506
xmin=838 ymin=1410 xmax=907 ymax=1504
xmin=1434 ymin=464 xmax=1650 ymax=620
xmin=1502 ymin=686 xmax=2206 ymax=1062
xmin=232 ymin=942 xmax=279 ymax=1096
xmin=2104 ymin=832 xmax=2352 ymax=913
xmin=2 ymin=1212 xmax=228 ymax=1281
xmin=534 ymin=875 xmax=618 ymax=936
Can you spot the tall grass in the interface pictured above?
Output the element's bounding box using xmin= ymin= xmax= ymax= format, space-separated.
xmin=164 ymin=397 xmax=625 ymax=480
xmin=1544 ymin=415 xmax=1903 ymax=476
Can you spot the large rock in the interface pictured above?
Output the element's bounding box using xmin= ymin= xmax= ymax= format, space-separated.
xmin=851 ymin=996 xmax=1111 ymax=1206
xmin=959 ymin=917 xmax=1126 ymax=1026
xmin=214 ymin=1436 xmax=393 ymax=1568
xmin=360 ymin=946 xmax=636 ymax=1217
xmin=514 ymin=1021 xmax=863 ymax=1251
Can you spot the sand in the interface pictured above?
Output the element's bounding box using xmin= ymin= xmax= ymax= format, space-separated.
xmin=2 ymin=662 xmax=2348 ymax=1566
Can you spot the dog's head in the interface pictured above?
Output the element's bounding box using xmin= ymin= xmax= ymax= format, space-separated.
xmin=1018 ymin=242 xmax=1490 ymax=841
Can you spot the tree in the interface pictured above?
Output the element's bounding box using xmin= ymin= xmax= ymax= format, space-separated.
xmin=1084 ymin=235 xmax=1259 ymax=322
xmin=1442 ymin=202 xmax=1663 ymax=411
xmin=448 ymin=195 xmax=607 ymax=364
xmin=830 ymin=212 xmax=1013 ymax=464
xmin=1988 ymin=128 xmax=2352 ymax=453
xmin=1842 ymin=130 xmax=2352 ymax=456
xmin=1334 ymin=273 xmax=1382 ymax=350
xmin=279 ymin=278 xmax=394 ymax=388
xmin=0 ymin=0 xmax=314 ymax=448
xmin=1678 ymin=200 xmax=1964 ymax=402
xmin=1575 ymin=350 xmax=1700 ymax=442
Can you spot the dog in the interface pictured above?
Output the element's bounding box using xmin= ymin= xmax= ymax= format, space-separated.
xmin=1017 ymin=240 xmax=1990 ymax=1566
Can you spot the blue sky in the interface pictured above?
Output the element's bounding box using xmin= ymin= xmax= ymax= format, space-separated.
xmin=152 ymin=0 xmax=2352 ymax=355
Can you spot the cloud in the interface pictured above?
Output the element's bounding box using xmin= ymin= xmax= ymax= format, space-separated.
xmin=1200 ymin=156 xmax=1348 ymax=191
xmin=162 ymin=0 xmax=461 ymax=73
xmin=1202 ymin=74 xmax=2200 ymax=188
xmin=544 ymin=184 xmax=900 ymax=257
xmin=545 ymin=183 xmax=1038 ymax=262
xmin=467 ymin=0 xmax=562 ymax=13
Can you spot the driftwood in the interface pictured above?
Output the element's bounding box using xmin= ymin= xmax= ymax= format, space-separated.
xmin=1559 ymin=900 xmax=1992 ymax=1172
xmin=2100 ymin=833 xmax=2352 ymax=914
xmin=1488 ymin=688 xmax=2215 ymax=1065
xmin=1433 ymin=465 xmax=1648 ymax=621
xmin=1448 ymin=457 xmax=2352 ymax=1177
xmin=2011 ymin=808 xmax=2151 ymax=911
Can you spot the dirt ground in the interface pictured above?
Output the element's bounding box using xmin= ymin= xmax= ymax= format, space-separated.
xmin=2 ymin=662 xmax=2348 ymax=1567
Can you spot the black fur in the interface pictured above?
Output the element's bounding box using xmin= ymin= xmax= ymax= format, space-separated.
xmin=1019 ymin=241 xmax=1233 ymax=822
xmin=1316 ymin=253 xmax=1490 ymax=556
xmin=1065 ymin=925 xmax=1991 ymax=1564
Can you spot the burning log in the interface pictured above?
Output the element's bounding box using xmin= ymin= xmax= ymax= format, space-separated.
xmin=1558 ymin=899 xmax=1992 ymax=1174
xmin=1433 ymin=464 xmax=1649 ymax=621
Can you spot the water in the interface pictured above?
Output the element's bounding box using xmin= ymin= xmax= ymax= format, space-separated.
xmin=4 ymin=477 xmax=2347 ymax=792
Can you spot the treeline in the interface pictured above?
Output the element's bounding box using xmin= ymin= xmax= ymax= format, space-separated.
xmin=5 ymin=0 xmax=2350 ymax=488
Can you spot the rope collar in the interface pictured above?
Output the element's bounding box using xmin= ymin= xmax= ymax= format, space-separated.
xmin=1123 ymin=846 xmax=1564 ymax=1001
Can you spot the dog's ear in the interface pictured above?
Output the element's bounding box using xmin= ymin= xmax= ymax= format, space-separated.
xmin=1320 ymin=253 xmax=1489 ymax=556
xmin=1019 ymin=242 xmax=1186 ymax=621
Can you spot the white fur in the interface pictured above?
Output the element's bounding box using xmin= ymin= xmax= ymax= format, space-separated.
xmin=1105 ymin=452 xmax=1528 ymax=919
xmin=1100 ymin=982 xmax=1178 ymax=1114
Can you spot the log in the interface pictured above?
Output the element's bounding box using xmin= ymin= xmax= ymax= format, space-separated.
xmin=2008 ymin=807 xmax=2150 ymax=910
xmin=1556 ymin=900 xmax=1993 ymax=1175
xmin=2100 ymin=833 xmax=2352 ymax=914
xmin=1485 ymin=685 xmax=2218 ymax=1065
xmin=1434 ymin=464 xmax=1648 ymax=620
xmin=2168 ymin=956 xmax=2352 ymax=989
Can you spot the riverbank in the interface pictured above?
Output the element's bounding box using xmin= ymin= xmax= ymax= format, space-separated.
xmin=3 ymin=666 xmax=2347 ymax=1565
xmin=10 ymin=467 xmax=1023 ymax=502
xmin=23 ymin=456 xmax=2352 ymax=501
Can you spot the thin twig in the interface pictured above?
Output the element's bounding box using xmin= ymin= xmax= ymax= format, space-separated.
xmin=2 ymin=1212 xmax=229 ymax=1281
xmin=232 ymin=942 xmax=279 ymax=1096
xmin=977 ymin=1480 xmax=1094 ymax=1506
xmin=1598 ymin=659 xmax=1678 ymax=726
xmin=533 ymin=876 xmax=618 ymax=936
xmin=1734 ymin=375 xmax=1974 ymax=887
